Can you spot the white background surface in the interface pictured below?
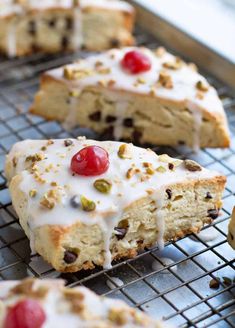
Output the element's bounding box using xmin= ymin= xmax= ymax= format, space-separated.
xmin=135 ymin=0 xmax=235 ymax=64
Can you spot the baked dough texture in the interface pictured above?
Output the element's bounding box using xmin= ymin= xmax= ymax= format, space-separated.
xmin=228 ymin=207 xmax=235 ymax=249
xmin=5 ymin=138 xmax=226 ymax=272
xmin=30 ymin=47 xmax=230 ymax=150
xmin=0 ymin=0 xmax=135 ymax=57
xmin=0 ymin=278 xmax=165 ymax=327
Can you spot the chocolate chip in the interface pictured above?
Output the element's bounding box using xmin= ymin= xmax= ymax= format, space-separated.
xmin=70 ymin=195 xmax=80 ymax=208
xmin=166 ymin=189 xmax=172 ymax=199
xmin=207 ymin=209 xmax=219 ymax=220
xmin=209 ymin=278 xmax=220 ymax=289
xmin=123 ymin=118 xmax=133 ymax=127
xmin=168 ymin=163 xmax=174 ymax=170
xmin=48 ymin=19 xmax=56 ymax=27
xmin=66 ymin=17 xmax=74 ymax=30
xmin=64 ymin=250 xmax=78 ymax=264
xmin=110 ymin=38 xmax=120 ymax=47
xmin=89 ymin=111 xmax=101 ymax=122
xmin=105 ymin=115 xmax=116 ymax=123
xmin=64 ymin=139 xmax=73 ymax=147
xmin=132 ymin=130 xmax=142 ymax=144
xmin=178 ymin=140 xmax=185 ymax=145
xmin=101 ymin=126 xmax=114 ymax=140
xmin=28 ymin=21 xmax=36 ymax=36
xmin=205 ymin=192 xmax=212 ymax=199
xmin=114 ymin=227 xmax=127 ymax=240
xmin=61 ymin=36 xmax=69 ymax=50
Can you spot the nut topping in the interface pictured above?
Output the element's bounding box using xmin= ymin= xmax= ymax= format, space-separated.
xmin=94 ymin=179 xmax=112 ymax=194
xmin=184 ymin=159 xmax=202 ymax=172
xmin=196 ymin=80 xmax=209 ymax=92
xmin=157 ymin=71 xmax=173 ymax=89
xmin=118 ymin=144 xmax=132 ymax=159
xmin=80 ymin=195 xmax=96 ymax=212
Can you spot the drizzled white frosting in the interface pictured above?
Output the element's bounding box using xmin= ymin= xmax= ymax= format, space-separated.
xmin=6 ymin=138 xmax=219 ymax=268
xmin=46 ymin=47 xmax=227 ymax=150
xmin=0 ymin=279 xmax=161 ymax=327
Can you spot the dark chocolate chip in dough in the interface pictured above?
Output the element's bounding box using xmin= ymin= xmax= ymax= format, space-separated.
xmin=28 ymin=21 xmax=36 ymax=36
xmin=114 ymin=227 xmax=127 ymax=240
xmin=207 ymin=209 xmax=219 ymax=220
xmin=132 ymin=130 xmax=143 ymax=144
xmin=101 ymin=126 xmax=114 ymax=140
xmin=61 ymin=36 xmax=69 ymax=50
xmin=110 ymin=38 xmax=120 ymax=47
xmin=168 ymin=163 xmax=174 ymax=170
xmin=66 ymin=17 xmax=74 ymax=30
xmin=123 ymin=118 xmax=133 ymax=127
xmin=48 ymin=19 xmax=56 ymax=28
xmin=166 ymin=189 xmax=172 ymax=199
xmin=205 ymin=192 xmax=212 ymax=199
xmin=64 ymin=250 xmax=78 ymax=264
xmin=89 ymin=111 xmax=101 ymax=122
xmin=105 ymin=115 xmax=117 ymax=123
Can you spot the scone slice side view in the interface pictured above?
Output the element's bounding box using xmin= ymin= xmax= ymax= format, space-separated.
xmin=5 ymin=138 xmax=226 ymax=272
xmin=30 ymin=47 xmax=230 ymax=150
xmin=0 ymin=278 xmax=163 ymax=327
xmin=0 ymin=0 xmax=135 ymax=57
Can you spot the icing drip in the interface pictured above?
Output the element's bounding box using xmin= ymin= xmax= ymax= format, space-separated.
xmin=152 ymin=257 xmax=177 ymax=273
xmin=113 ymin=101 xmax=129 ymax=140
xmin=190 ymin=227 xmax=219 ymax=243
xmin=72 ymin=7 xmax=83 ymax=50
xmin=63 ymin=90 xmax=81 ymax=130
xmin=188 ymin=101 xmax=203 ymax=152
xmin=106 ymin=277 xmax=124 ymax=289
xmin=7 ymin=20 xmax=17 ymax=57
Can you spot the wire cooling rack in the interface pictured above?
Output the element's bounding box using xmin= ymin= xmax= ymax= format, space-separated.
xmin=0 ymin=28 xmax=234 ymax=328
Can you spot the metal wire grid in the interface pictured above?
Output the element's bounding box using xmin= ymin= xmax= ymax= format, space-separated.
xmin=0 ymin=29 xmax=234 ymax=328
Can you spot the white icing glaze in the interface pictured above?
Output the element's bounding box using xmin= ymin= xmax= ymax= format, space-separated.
xmin=152 ymin=257 xmax=177 ymax=273
xmin=0 ymin=279 xmax=159 ymax=327
xmin=106 ymin=277 xmax=124 ymax=289
xmin=47 ymin=47 xmax=227 ymax=148
xmin=7 ymin=138 xmax=219 ymax=268
xmin=190 ymin=227 xmax=219 ymax=243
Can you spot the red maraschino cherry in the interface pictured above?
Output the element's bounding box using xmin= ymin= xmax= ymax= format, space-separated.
xmin=70 ymin=145 xmax=109 ymax=176
xmin=121 ymin=50 xmax=152 ymax=74
xmin=4 ymin=299 xmax=46 ymax=328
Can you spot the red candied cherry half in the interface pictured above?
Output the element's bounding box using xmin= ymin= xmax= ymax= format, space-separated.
xmin=71 ymin=145 xmax=109 ymax=176
xmin=4 ymin=299 xmax=46 ymax=328
xmin=121 ymin=50 xmax=152 ymax=74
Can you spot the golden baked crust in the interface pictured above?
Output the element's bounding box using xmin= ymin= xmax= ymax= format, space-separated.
xmin=5 ymin=138 xmax=226 ymax=272
xmin=228 ymin=207 xmax=235 ymax=249
xmin=30 ymin=47 xmax=230 ymax=149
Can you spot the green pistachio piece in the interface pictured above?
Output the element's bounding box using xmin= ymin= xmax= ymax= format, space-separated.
xmin=94 ymin=179 xmax=112 ymax=194
xmin=80 ymin=195 xmax=96 ymax=212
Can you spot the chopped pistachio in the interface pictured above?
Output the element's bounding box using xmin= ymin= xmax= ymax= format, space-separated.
xmin=107 ymin=79 xmax=116 ymax=87
xmin=188 ymin=62 xmax=198 ymax=72
xmin=196 ymin=91 xmax=204 ymax=100
xmin=25 ymin=153 xmax=45 ymax=163
xmin=97 ymin=79 xmax=107 ymax=87
xmin=163 ymin=58 xmax=183 ymax=70
xmin=118 ymin=144 xmax=132 ymax=159
xmin=80 ymin=196 xmax=96 ymax=212
xmin=29 ymin=189 xmax=37 ymax=198
xmin=126 ymin=168 xmax=135 ymax=179
xmin=97 ymin=67 xmax=111 ymax=75
xmin=94 ymin=179 xmax=112 ymax=194
xmin=196 ymin=80 xmax=209 ymax=92
xmin=64 ymin=67 xmax=93 ymax=80
xmin=146 ymin=167 xmax=155 ymax=175
xmin=155 ymin=46 xmax=166 ymax=57
xmin=156 ymin=166 xmax=166 ymax=173
xmin=41 ymin=146 xmax=47 ymax=151
xmin=50 ymin=182 xmax=58 ymax=187
xmin=12 ymin=156 xmax=18 ymax=167
xmin=69 ymin=90 xmax=80 ymax=97
xmin=40 ymin=195 xmax=55 ymax=210
xmin=158 ymin=154 xmax=171 ymax=163
xmin=184 ymin=159 xmax=202 ymax=172
xmin=95 ymin=60 xmax=103 ymax=67
xmin=47 ymin=140 xmax=54 ymax=146
xmin=157 ymin=71 xmax=173 ymax=89
xmin=137 ymin=77 xmax=146 ymax=84
xmin=108 ymin=308 xmax=127 ymax=325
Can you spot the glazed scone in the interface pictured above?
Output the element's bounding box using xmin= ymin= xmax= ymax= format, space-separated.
xmin=0 ymin=0 xmax=135 ymax=57
xmin=0 ymin=278 xmax=165 ymax=328
xmin=228 ymin=207 xmax=235 ymax=249
xmin=30 ymin=47 xmax=230 ymax=150
xmin=5 ymin=138 xmax=226 ymax=272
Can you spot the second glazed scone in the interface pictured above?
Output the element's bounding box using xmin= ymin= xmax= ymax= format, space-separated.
xmin=30 ymin=47 xmax=230 ymax=150
xmin=0 ymin=278 xmax=165 ymax=327
xmin=5 ymin=138 xmax=226 ymax=272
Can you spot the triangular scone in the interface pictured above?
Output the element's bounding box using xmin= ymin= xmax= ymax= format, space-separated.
xmin=0 ymin=0 xmax=134 ymax=57
xmin=228 ymin=207 xmax=235 ymax=249
xmin=5 ymin=138 xmax=225 ymax=272
xmin=0 ymin=278 xmax=164 ymax=328
xmin=30 ymin=47 xmax=230 ymax=150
